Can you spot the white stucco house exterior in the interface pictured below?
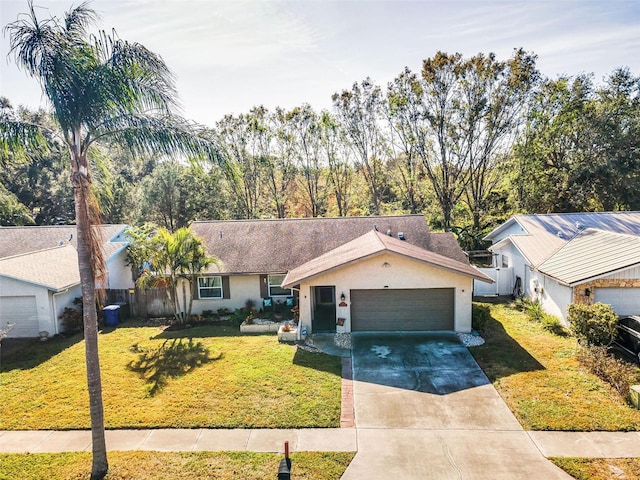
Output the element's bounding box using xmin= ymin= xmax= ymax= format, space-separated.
xmin=191 ymin=215 xmax=493 ymax=336
xmin=0 ymin=224 xmax=133 ymax=338
xmin=477 ymin=212 xmax=640 ymax=321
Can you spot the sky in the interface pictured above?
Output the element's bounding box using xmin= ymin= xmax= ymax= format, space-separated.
xmin=1 ymin=0 xmax=639 ymax=128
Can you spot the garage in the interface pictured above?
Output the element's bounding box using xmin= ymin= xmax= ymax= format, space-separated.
xmin=0 ymin=296 xmax=39 ymax=337
xmin=351 ymin=288 xmax=454 ymax=331
xmin=594 ymin=287 xmax=640 ymax=316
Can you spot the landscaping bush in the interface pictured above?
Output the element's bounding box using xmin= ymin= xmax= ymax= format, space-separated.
xmin=509 ymin=298 xmax=567 ymax=335
xmin=228 ymin=309 xmax=247 ymax=327
xmin=577 ymin=345 xmax=640 ymax=399
xmin=59 ymin=307 xmax=82 ymax=334
xmin=568 ymin=302 xmax=618 ymax=346
xmin=526 ymin=300 xmax=545 ymax=322
xmin=541 ymin=315 xmax=569 ymax=336
xmin=472 ymin=304 xmax=491 ymax=332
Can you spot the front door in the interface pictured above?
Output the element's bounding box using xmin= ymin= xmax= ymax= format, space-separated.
xmin=313 ymin=286 xmax=336 ymax=333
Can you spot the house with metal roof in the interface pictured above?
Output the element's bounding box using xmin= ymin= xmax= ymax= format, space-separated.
xmin=480 ymin=212 xmax=640 ymax=320
xmin=191 ymin=215 xmax=493 ymax=335
xmin=0 ymin=225 xmax=133 ymax=338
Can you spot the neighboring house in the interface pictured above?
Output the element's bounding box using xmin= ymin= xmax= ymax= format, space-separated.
xmin=0 ymin=225 xmax=133 ymax=338
xmin=479 ymin=212 xmax=640 ymax=321
xmin=191 ymin=215 xmax=492 ymax=335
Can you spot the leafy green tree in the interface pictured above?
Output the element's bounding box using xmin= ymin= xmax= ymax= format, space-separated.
xmin=3 ymin=3 xmax=218 ymax=477
xmin=511 ymin=75 xmax=596 ymax=212
xmin=0 ymin=183 xmax=34 ymax=225
xmin=578 ymin=68 xmax=640 ymax=211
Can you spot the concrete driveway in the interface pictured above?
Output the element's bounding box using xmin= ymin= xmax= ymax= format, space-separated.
xmin=341 ymin=332 xmax=572 ymax=479
xmin=351 ymin=332 xmax=521 ymax=430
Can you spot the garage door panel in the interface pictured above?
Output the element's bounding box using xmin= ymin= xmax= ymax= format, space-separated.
xmin=351 ymin=288 xmax=454 ymax=331
xmin=0 ymin=296 xmax=39 ymax=337
xmin=594 ymin=288 xmax=640 ymax=316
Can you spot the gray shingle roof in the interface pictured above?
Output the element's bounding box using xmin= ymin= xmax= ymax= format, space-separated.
xmin=190 ymin=215 xmax=469 ymax=274
xmin=282 ymin=230 xmax=493 ymax=288
xmin=0 ymin=245 xmax=80 ymax=290
xmin=0 ymin=224 xmax=127 ymax=259
xmin=537 ymin=229 xmax=640 ymax=285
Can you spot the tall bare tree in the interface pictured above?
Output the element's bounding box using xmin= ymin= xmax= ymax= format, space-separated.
xmin=332 ymin=79 xmax=388 ymax=214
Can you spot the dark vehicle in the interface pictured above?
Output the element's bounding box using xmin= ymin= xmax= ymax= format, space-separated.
xmin=614 ymin=315 xmax=640 ymax=363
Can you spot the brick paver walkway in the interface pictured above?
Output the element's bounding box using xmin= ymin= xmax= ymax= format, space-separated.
xmin=340 ymin=356 xmax=354 ymax=428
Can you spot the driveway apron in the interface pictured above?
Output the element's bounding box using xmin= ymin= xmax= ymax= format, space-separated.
xmin=341 ymin=332 xmax=572 ymax=479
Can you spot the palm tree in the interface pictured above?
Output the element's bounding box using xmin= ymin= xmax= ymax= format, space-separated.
xmin=136 ymin=227 xmax=217 ymax=325
xmin=3 ymin=2 xmax=218 ymax=478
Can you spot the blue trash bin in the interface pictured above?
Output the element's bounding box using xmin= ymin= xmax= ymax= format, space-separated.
xmin=103 ymin=305 xmax=120 ymax=326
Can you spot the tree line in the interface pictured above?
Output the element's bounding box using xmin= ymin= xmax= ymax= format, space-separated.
xmin=2 ymin=52 xmax=639 ymax=250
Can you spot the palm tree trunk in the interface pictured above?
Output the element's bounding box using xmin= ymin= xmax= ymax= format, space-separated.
xmin=73 ymin=174 xmax=108 ymax=479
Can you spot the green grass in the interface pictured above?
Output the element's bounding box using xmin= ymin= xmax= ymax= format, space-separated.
xmin=0 ymin=451 xmax=355 ymax=480
xmin=0 ymin=322 xmax=342 ymax=429
xmin=549 ymin=457 xmax=640 ymax=480
xmin=470 ymin=302 xmax=640 ymax=431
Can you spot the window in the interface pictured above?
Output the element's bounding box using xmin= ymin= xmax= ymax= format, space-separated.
xmin=501 ymin=254 xmax=510 ymax=268
xmin=198 ymin=276 xmax=223 ymax=299
xmin=268 ymin=274 xmax=291 ymax=297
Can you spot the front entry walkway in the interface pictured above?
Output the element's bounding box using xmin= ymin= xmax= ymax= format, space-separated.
xmin=341 ymin=332 xmax=573 ymax=479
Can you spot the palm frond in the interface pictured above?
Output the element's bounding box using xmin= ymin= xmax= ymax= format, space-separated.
xmin=64 ymin=1 xmax=99 ymax=40
xmin=0 ymin=118 xmax=50 ymax=165
xmin=93 ymin=113 xmax=222 ymax=164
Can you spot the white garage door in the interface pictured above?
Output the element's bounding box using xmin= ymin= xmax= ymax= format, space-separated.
xmin=0 ymin=296 xmax=39 ymax=337
xmin=351 ymin=288 xmax=454 ymax=331
xmin=594 ymin=288 xmax=640 ymax=316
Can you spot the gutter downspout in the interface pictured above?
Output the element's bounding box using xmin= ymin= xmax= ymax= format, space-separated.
xmin=52 ymin=288 xmax=70 ymax=336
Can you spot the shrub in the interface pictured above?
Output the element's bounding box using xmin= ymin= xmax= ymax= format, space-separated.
xmin=541 ymin=315 xmax=569 ymax=336
xmin=472 ymin=304 xmax=491 ymax=332
xmin=525 ymin=301 xmax=545 ymax=322
xmin=511 ymin=297 xmax=530 ymax=312
xmin=244 ymin=299 xmax=256 ymax=312
xmin=228 ymin=310 xmax=246 ymax=327
xmin=568 ymin=302 xmax=618 ymax=346
xmin=217 ymin=307 xmax=230 ymax=317
xmin=577 ymin=345 xmax=639 ymax=399
xmin=59 ymin=307 xmax=83 ymax=334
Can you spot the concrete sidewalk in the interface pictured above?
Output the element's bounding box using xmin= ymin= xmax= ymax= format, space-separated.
xmin=0 ymin=428 xmax=356 ymax=454
xmin=2 ymin=428 xmax=640 ymax=458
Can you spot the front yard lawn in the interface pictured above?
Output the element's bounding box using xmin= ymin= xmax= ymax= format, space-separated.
xmin=0 ymin=322 xmax=342 ymax=429
xmin=470 ymin=302 xmax=640 ymax=431
xmin=549 ymin=457 xmax=640 ymax=480
xmin=0 ymin=451 xmax=355 ymax=480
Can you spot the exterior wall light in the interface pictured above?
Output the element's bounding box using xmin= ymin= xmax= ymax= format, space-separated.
xmin=340 ymin=292 xmax=346 ymax=302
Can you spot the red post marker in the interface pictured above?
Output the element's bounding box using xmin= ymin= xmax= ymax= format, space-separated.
xmin=284 ymin=441 xmax=289 ymax=459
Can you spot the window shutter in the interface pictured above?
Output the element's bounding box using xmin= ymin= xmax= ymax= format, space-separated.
xmin=193 ymin=277 xmax=200 ymax=300
xmin=222 ymin=276 xmax=230 ymax=299
xmin=260 ymin=274 xmax=269 ymax=298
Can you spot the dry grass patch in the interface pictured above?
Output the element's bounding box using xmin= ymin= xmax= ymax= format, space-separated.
xmin=0 ymin=323 xmax=341 ymax=429
xmin=0 ymin=451 xmax=355 ymax=480
xmin=470 ymin=302 xmax=640 ymax=431
xmin=549 ymin=457 xmax=640 ymax=480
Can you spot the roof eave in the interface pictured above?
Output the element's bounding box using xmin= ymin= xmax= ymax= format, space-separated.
xmin=0 ymin=273 xmax=80 ymax=291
